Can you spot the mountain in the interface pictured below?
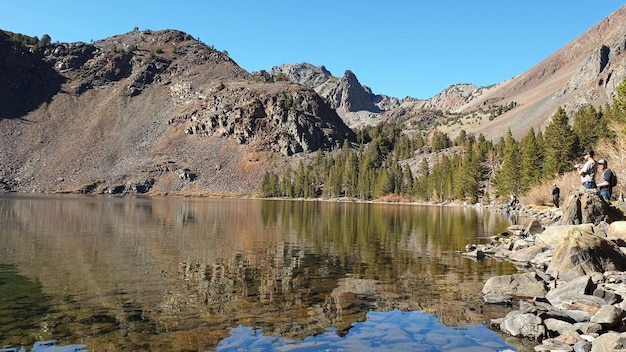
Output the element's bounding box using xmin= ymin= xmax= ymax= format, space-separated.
xmin=1 ymin=5 xmax=625 ymax=196
xmin=267 ymin=6 xmax=626 ymax=141
xmin=0 ymin=29 xmax=355 ymax=195
xmin=449 ymin=5 xmax=626 ymax=140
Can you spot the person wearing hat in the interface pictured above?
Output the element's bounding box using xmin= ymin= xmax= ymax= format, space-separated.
xmin=597 ymin=159 xmax=614 ymax=200
xmin=574 ymin=149 xmax=597 ymax=189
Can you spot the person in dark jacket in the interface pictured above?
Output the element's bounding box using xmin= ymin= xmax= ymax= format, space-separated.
xmin=552 ymin=184 xmax=560 ymax=208
xmin=597 ymin=159 xmax=615 ymax=200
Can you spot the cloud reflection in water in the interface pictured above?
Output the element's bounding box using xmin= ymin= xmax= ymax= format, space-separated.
xmin=216 ymin=309 xmax=516 ymax=351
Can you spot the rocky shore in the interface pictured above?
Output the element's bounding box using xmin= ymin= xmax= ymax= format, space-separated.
xmin=465 ymin=188 xmax=626 ymax=351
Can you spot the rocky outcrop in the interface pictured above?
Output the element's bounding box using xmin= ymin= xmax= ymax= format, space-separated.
xmin=464 ymin=189 xmax=626 ymax=351
xmin=178 ymin=84 xmax=356 ymax=156
xmin=559 ymin=189 xmax=624 ymax=225
xmin=267 ymin=63 xmax=401 ymax=127
xmin=0 ymin=30 xmax=356 ymax=195
xmin=0 ymin=31 xmax=65 ymax=119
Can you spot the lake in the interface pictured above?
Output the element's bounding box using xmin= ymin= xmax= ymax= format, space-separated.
xmin=0 ymin=194 xmax=531 ymax=351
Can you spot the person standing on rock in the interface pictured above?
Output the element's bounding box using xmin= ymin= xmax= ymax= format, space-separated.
xmin=575 ymin=149 xmax=597 ymax=189
xmin=597 ymin=159 xmax=614 ymax=200
xmin=552 ymin=184 xmax=560 ymax=208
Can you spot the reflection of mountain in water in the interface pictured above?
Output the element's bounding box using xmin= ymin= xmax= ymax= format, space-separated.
xmin=0 ymin=195 xmax=519 ymax=350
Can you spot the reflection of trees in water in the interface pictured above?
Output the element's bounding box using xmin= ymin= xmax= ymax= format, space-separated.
xmin=1 ymin=196 xmax=518 ymax=349
xmin=0 ymin=265 xmax=52 ymax=347
xmin=175 ymin=201 xmax=517 ymax=338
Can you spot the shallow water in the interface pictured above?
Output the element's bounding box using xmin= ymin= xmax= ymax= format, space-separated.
xmin=0 ymin=195 xmax=527 ymax=351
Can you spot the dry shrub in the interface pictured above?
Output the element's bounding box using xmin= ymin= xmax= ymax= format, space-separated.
xmin=523 ymin=120 xmax=626 ymax=205
xmin=521 ymin=171 xmax=581 ymax=206
xmin=377 ymin=193 xmax=414 ymax=203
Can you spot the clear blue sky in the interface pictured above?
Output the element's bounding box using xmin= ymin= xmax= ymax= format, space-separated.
xmin=2 ymin=1 xmax=624 ymax=99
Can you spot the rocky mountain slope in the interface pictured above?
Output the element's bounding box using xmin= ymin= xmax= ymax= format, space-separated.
xmin=449 ymin=5 xmax=626 ymax=140
xmin=268 ymin=6 xmax=626 ymax=141
xmin=1 ymin=5 xmax=625 ymax=196
xmin=0 ymin=30 xmax=355 ymax=195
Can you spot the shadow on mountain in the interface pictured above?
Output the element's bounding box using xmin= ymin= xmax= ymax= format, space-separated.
xmin=0 ymin=34 xmax=65 ymax=120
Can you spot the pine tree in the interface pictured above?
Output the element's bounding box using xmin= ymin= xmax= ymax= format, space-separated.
xmin=431 ymin=155 xmax=453 ymax=201
xmin=492 ymin=129 xmax=521 ymax=196
xmin=543 ymin=107 xmax=578 ymax=176
xmin=519 ymin=128 xmax=543 ymax=192
xmin=343 ymin=149 xmax=359 ymax=198
xmin=260 ymin=172 xmax=280 ymax=197
xmin=401 ymin=164 xmax=414 ymax=195
xmin=431 ymin=130 xmax=451 ymax=152
xmin=325 ymin=162 xmax=342 ymax=197
xmin=614 ymin=79 xmax=626 ymax=121
xmin=573 ymin=105 xmax=606 ymax=153
xmin=374 ymin=168 xmax=390 ymax=198
xmin=357 ymin=167 xmax=375 ymax=199
xmin=463 ymin=142 xmax=484 ymax=203
xmin=280 ymin=165 xmax=294 ymax=197
xmin=293 ymin=161 xmax=306 ymax=197
xmin=260 ymin=172 xmax=273 ymax=197
xmin=414 ymin=158 xmax=430 ymax=200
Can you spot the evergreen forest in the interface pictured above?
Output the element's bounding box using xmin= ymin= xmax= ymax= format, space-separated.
xmin=261 ymin=80 xmax=626 ymax=203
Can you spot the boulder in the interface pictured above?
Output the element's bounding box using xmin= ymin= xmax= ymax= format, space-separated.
xmin=535 ymin=224 xmax=598 ymax=249
xmin=525 ymin=219 xmax=544 ymax=236
xmin=496 ymin=310 xmax=546 ymax=340
xmin=589 ymin=305 xmax=626 ymax=328
xmin=559 ymin=189 xmax=624 ymax=225
xmin=545 ymin=276 xmax=595 ymax=305
xmin=508 ymin=245 xmax=543 ymax=264
xmin=544 ymin=318 xmax=576 ymax=335
xmin=481 ymin=293 xmax=512 ymax=305
xmin=607 ymin=221 xmax=626 ymax=241
xmin=546 ymin=231 xmax=626 ymax=281
xmin=590 ymin=331 xmax=626 ymax=352
xmin=482 ymin=272 xmax=548 ymax=298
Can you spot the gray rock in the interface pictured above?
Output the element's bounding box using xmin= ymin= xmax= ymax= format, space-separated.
xmin=482 ymin=272 xmax=548 ymax=298
xmin=565 ymin=309 xmax=594 ymax=323
xmin=525 ymin=219 xmax=544 ymax=236
xmin=520 ymin=299 xmax=555 ymax=314
xmin=509 ymin=245 xmax=543 ymax=264
xmin=546 ymin=232 xmax=626 ymax=281
xmin=481 ymin=293 xmax=512 ymax=305
xmin=573 ymin=322 xmax=603 ymax=335
xmin=544 ymin=318 xmax=576 ymax=335
xmin=607 ymin=221 xmax=626 ymax=241
xmin=535 ymin=224 xmax=597 ymax=249
xmin=534 ymin=339 xmax=575 ymax=351
xmin=573 ymin=339 xmax=592 ymax=352
xmin=546 ymin=276 xmax=594 ymax=306
xmin=550 ymin=293 xmax=607 ymax=314
xmin=592 ymin=287 xmax=619 ymax=305
xmin=590 ymin=331 xmax=626 ymax=352
xmin=499 ymin=311 xmax=546 ymax=340
xmin=589 ymin=305 xmax=626 ymax=328
xmin=559 ymin=190 xmax=623 ymax=225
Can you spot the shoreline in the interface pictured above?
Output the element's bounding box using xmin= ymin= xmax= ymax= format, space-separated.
xmin=463 ymin=189 xmax=626 ymax=351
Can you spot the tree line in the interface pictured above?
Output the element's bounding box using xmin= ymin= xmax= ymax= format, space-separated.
xmin=261 ymin=81 xmax=626 ymax=202
xmin=2 ymin=30 xmax=51 ymax=48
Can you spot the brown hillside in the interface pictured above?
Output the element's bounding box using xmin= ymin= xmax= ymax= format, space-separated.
xmin=0 ymin=29 xmax=355 ymax=195
xmin=443 ymin=5 xmax=626 ymax=140
xmin=2 ymin=5 xmax=626 ymax=197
